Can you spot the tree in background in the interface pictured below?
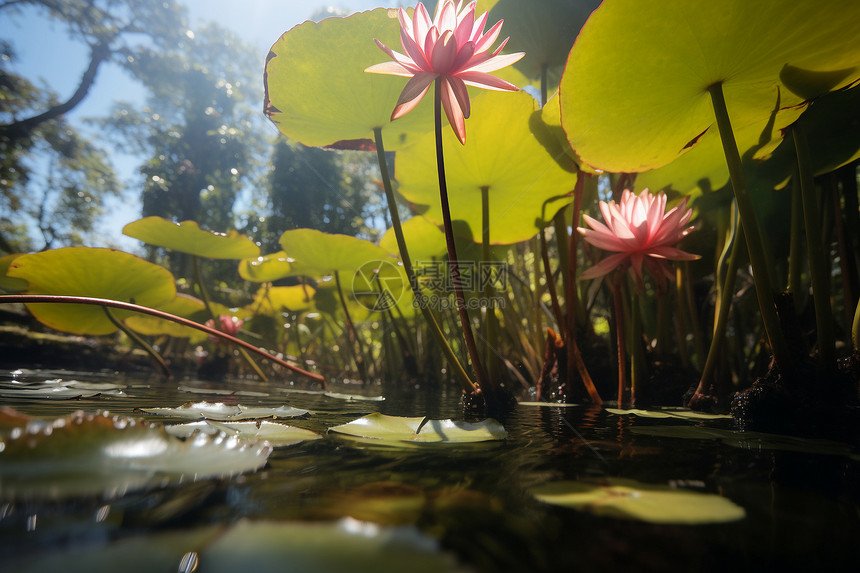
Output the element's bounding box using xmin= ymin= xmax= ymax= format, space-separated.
xmin=245 ymin=140 xmax=386 ymax=254
xmin=0 ymin=0 xmax=187 ymax=252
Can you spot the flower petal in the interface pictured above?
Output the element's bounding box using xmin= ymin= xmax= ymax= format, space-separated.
xmin=440 ymin=76 xmax=467 ymax=144
xmin=457 ymin=71 xmax=519 ymax=91
xmin=391 ymin=72 xmax=436 ymax=120
xmin=365 ymin=61 xmax=414 ymax=77
xmin=431 ymin=31 xmax=459 ymax=72
xmin=581 ymin=252 xmax=630 ymax=280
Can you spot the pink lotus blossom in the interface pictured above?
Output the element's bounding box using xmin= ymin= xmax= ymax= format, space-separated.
xmin=365 ymin=1 xmax=524 ymax=144
xmin=578 ymin=189 xmax=698 ymax=287
xmin=206 ymin=314 xmax=243 ymax=344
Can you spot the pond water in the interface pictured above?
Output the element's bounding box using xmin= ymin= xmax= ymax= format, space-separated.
xmin=1 ymin=369 xmax=858 ymax=572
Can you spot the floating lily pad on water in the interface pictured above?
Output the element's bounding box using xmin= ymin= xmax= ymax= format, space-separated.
xmin=606 ymin=408 xmax=732 ymax=420
xmin=0 ymin=409 xmax=271 ymax=501
xmin=165 ymin=420 xmax=321 ymax=448
xmin=5 ymin=518 xmax=463 ymax=573
xmin=530 ymin=478 xmax=746 ymax=524
xmin=324 ymin=392 xmax=385 ymax=402
xmin=0 ymin=379 xmax=127 ymax=399
xmin=329 ymin=413 xmax=507 ymax=443
xmin=139 ymin=401 xmax=309 ymax=421
xmin=123 ymin=216 xmax=260 ymax=260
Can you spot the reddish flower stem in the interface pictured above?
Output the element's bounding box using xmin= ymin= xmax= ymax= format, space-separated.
xmin=0 ymin=294 xmax=326 ymax=388
xmin=433 ymin=81 xmax=488 ymax=393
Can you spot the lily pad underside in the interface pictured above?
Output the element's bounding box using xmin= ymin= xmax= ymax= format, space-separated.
xmin=123 ymin=216 xmax=260 ymax=260
xmin=560 ymin=0 xmax=860 ymax=173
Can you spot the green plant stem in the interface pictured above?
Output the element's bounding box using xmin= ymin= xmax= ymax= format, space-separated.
xmin=564 ymin=174 xmax=602 ymax=405
xmin=789 ymin=172 xmax=804 ymax=309
xmin=372 ymin=127 xmax=475 ymax=392
xmin=691 ymin=217 xmax=744 ymax=403
xmin=193 ymin=254 xmax=268 ymax=382
xmin=334 ymin=269 xmax=370 ymax=383
xmin=540 ymin=228 xmax=564 ymax=330
xmin=2 ymin=294 xmax=326 ymax=387
xmin=103 ymin=306 xmax=171 ymax=378
xmin=793 ymin=125 xmax=836 ymax=368
xmin=628 ymin=284 xmax=642 ymax=407
xmin=707 ymin=81 xmax=791 ymax=372
xmin=853 ymin=298 xmax=860 ymax=352
xmin=481 ymin=185 xmax=500 ymax=383
xmin=433 ymin=81 xmax=487 ymax=392
xmin=611 ymin=280 xmax=627 ymax=407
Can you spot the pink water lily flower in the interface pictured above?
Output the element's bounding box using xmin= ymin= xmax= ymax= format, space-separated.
xmin=578 ymin=189 xmax=698 ymax=287
xmin=206 ymin=314 xmax=243 ymax=344
xmin=365 ymin=0 xmax=524 ymax=144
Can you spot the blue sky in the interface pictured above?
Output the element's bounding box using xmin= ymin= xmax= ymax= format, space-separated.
xmin=1 ymin=0 xmax=411 ymax=249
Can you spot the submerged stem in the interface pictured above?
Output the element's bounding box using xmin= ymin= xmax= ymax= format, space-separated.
xmin=103 ymin=306 xmax=172 ymax=378
xmin=372 ymin=127 xmax=475 ymax=392
xmin=793 ymin=125 xmax=835 ymax=368
xmin=433 ymin=81 xmax=487 ymax=392
xmin=707 ymin=81 xmax=791 ymax=372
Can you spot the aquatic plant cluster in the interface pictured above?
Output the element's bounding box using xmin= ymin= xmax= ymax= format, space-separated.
xmin=2 ymin=0 xmax=860 ymax=431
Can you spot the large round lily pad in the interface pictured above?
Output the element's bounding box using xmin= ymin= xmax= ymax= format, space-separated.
xmin=238 ymin=251 xmax=293 ymax=283
xmin=489 ymin=0 xmax=599 ymax=83
xmin=560 ymin=0 xmax=860 ymax=173
xmin=124 ymin=293 xmax=208 ymax=342
xmin=139 ymin=401 xmax=309 ymax=421
xmin=379 ymin=216 xmax=446 ymax=263
xmin=396 ymin=90 xmax=575 ymax=244
xmin=530 ymin=478 xmax=746 ymax=524
xmin=265 ymin=8 xmax=433 ymax=150
xmin=329 ymin=413 xmax=507 ymax=443
xmin=7 ymin=247 xmax=176 ymax=335
xmin=165 ymin=420 xmax=321 ymax=448
xmin=123 ymin=216 xmax=260 ymax=260
xmin=279 ymin=228 xmax=395 ymax=279
xmin=0 ymin=409 xmax=271 ymax=501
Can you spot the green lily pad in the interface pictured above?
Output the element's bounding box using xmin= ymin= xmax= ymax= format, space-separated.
xmin=606 ymin=408 xmax=732 ymax=421
xmin=265 ymin=8 xmax=433 ymax=149
xmin=0 ymin=409 xmax=271 ymax=501
xmin=397 ymin=90 xmax=575 ymax=244
xmin=379 ymin=216 xmax=446 ymax=263
xmin=560 ymin=0 xmax=860 ymax=173
xmin=0 ymin=378 xmax=126 ymax=399
xmin=5 ymin=518 xmax=463 ymax=573
xmin=489 ymin=0 xmax=599 ymax=83
xmin=139 ymin=401 xmax=309 ymax=421
xmin=0 ymin=254 xmax=28 ymax=292
xmin=238 ymin=251 xmax=293 ymax=282
xmin=329 ymin=413 xmax=507 ymax=443
xmin=530 ymin=478 xmax=746 ymax=524
xmin=279 ymin=228 xmax=395 ymax=279
xmin=250 ymin=284 xmax=317 ymax=316
xmin=124 ymin=293 xmax=208 ymax=342
xmin=7 ymin=247 xmax=176 ymax=335
xmin=123 ymin=216 xmax=260 ymax=259
xmin=165 ymin=420 xmax=321 ymax=447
